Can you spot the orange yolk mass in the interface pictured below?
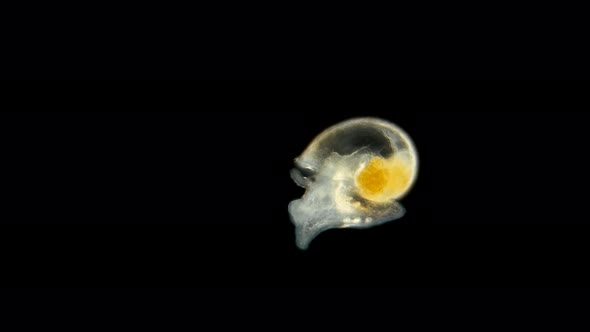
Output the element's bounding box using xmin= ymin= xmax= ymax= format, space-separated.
xmin=356 ymin=155 xmax=412 ymax=202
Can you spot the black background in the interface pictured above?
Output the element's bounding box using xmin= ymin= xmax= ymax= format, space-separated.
xmin=1 ymin=82 xmax=589 ymax=289
xmin=4 ymin=3 xmax=588 ymax=80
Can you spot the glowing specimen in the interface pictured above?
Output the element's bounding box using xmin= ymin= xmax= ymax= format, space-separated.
xmin=288 ymin=117 xmax=418 ymax=250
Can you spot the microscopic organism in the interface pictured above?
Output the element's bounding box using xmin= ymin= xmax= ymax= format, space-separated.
xmin=288 ymin=117 xmax=419 ymax=250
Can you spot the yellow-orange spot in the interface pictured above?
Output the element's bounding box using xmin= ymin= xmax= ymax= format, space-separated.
xmin=357 ymin=158 xmax=388 ymax=195
xmin=356 ymin=155 xmax=412 ymax=202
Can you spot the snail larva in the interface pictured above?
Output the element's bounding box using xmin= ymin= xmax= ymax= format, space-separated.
xmin=288 ymin=117 xmax=418 ymax=250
